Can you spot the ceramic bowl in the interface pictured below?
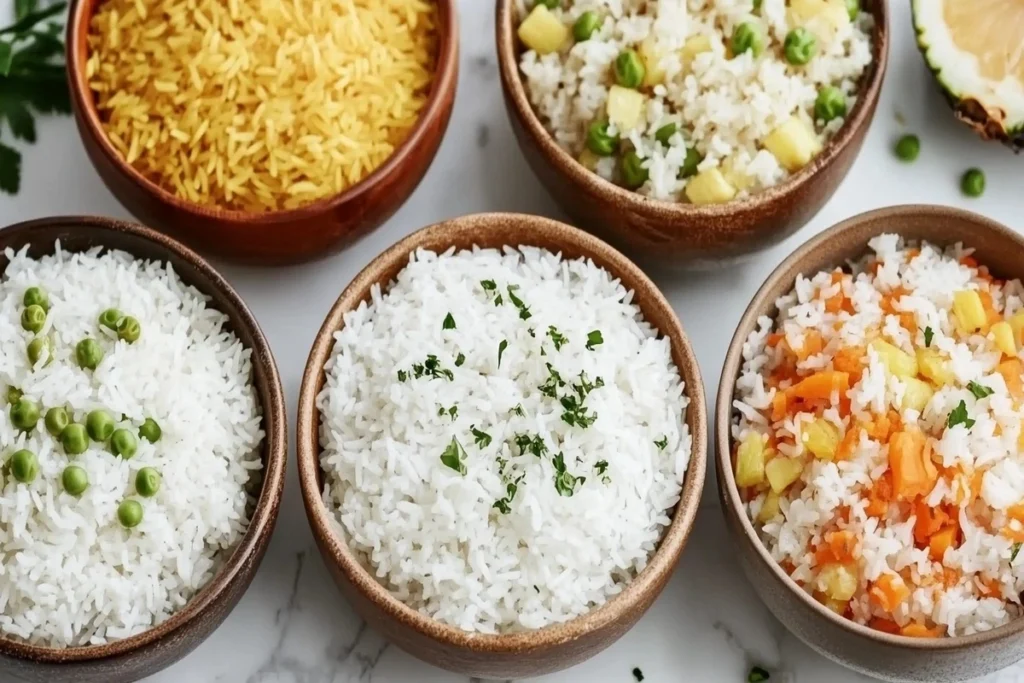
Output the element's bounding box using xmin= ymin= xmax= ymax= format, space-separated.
xmin=297 ymin=212 xmax=707 ymax=678
xmin=495 ymin=1 xmax=890 ymax=268
xmin=716 ymin=205 xmax=1024 ymax=682
xmin=0 ymin=216 xmax=287 ymax=683
xmin=65 ymin=0 xmax=459 ymax=266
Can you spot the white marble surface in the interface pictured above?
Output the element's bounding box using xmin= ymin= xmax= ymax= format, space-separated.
xmin=2 ymin=0 xmax=1024 ymax=681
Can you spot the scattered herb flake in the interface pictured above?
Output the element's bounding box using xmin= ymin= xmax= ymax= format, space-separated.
xmin=481 ymin=279 xmax=496 ymax=291
xmin=546 ymin=326 xmax=568 ymax=351
xmin=471 ymin=425 xmax=492 ymax=448
xmin=442 ymin=312 xmax=456 ymax=330
xmin=448 ymin=405 xmax=457 ymax=420
xmin=511 ymin=403 xmax=525 ymax=417
xmin=494 ymin=293 xmax=503 ymax=306
xmin=439 ymin=436 xmax=467 ymax=475
xmin=552 ymin=452 xmax=585 ymax=496
xmin=454 ymin=352 xmax=465 ymax=367
xmin=506 ymin=286 xmax=532 ymax=320
xmin=497 ymin=339 xmax=508 ymax=367
xmin=968 ymin=381 xmax=994 ymax=399
xmin=412 ymin=354 xmax=454 ymax=381
xmin=586 ymin=330 xmax=604 ymax=350
xmin=946 ymin=399 xmax=975 ymax=430
xmin=924 ymin=326 xmax=934 ymax=347
xmin=533 ymin=585 xmax=540 ymax=593
xmin=492 ymin=474 xmax=524 ymax=514
xmin=560 ymin=393 xmax=597 ymax=428
xmin=748 ymin=666 xmax=770 ymax=682
xmin=632 ymin=667 xmax=644 ymax=682
xmin=572 ymin=372 xmax=604 ymax=399
xmin=528 ymin=327 xmax=536 ymax=338
xmin=595 ymin=460 xmax=608 ymax=475
xmin=654 ymin=435 xmax=668 ymax=450
xmin=397 ymin=370 xmax=408 ymax=382
xmin=514 ymin=432 xmax=547 ymax=457
xmin=1013 ymin=542 xmax=1022 ymax=562
xmin=538 ymin=363 xmax=565 ymax=398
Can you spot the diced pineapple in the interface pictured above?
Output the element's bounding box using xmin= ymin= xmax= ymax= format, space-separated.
xmin=606 ymin=85 xmax=646 ymax=131
xmin=818 ymin=563 xmax=859 ymax=602
xmin=817 ymin=593 xmax=848 ymax=615
xmin=763 ymin=117 xmax=822 ymax=172
xmin=765 ymin=456 xmax=804 ymax=493
xmin=681 ymin=35 xmax=713 ymax=68
xmin=735 ymin=432 xmax=766 ymax=487
xmin=901 ymin=377 xmax=934 ymax=413
xmin=685 ymin=168 xmax=736 ymax=204
xmin=870 ymin=339 xmax=918 ymax=378
xmin=917 ymin=348 xmax=956 ymax=386
xmin=953 ymin=290 xmax=987 ymax=333
xmin=802 ymin=418 xmax=840 ymax=460
xmin=517 ymin=5 xmax=569 ymax=55
xmin=1009 ymin=311 xmax=1024 ymax=346
xmin=721 ymin=156 xmax=755 ymax=192
xmin=578 ymin=148 xmax=601 ymax=172
xmin=789 ymin=0 xmax=850 ymax=44
xmin=757 ymin=490 xmax=781 ymax=523
xmin=789 ymin=0 xmax=827 ymax=22
xmin=992 ymin=321 xmax=1016 ymax=356
xmin=639 ymin=38 xmax=666 ymax=86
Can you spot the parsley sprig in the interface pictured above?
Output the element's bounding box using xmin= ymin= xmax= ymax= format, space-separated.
xmin=439 ymin=436 xmax=467 ymax=475
xmin=552 ymin=451 xmax=585 ymax=496
xmin=967 ymin=381 xmax=994 ymax=399
xmin=946 ymin=399 xmax=975 ymax=430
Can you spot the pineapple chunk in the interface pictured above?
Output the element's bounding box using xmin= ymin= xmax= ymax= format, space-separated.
xmin=735 ymin=432 xmax=766 ymax=487
xmin=763 ymin=117 xmax=822 ymax=172
xmin=681 ymin=35 xmax=713 ymax=68
xmin=757 ymin=490 xmax=781 ymax=523
xmin=789 ymin=0 xmax=850 ymax=44
xmin=901 ymin=377 xmax=934 ymax=413
xmin=819 ymin=563 xmax=859 ymax=602
xmin=817 ymin=593 xmax=848 ymax=615
xmin=953 ymin=290 xmax=987 ymax=333
xmin=870 ymin=339 xmax=918 ymax=378
xmin=517 ymin=5 xmax=569 ymax=55
xmin=802 ymin=418 xmax=840 ymax=460
xmin=685 ymin=168 xmax=736 ymax=204
xmin=992 ymin=321 xmax=1016 ymax=356
xmin=578 ymin=148 xmax=601 ymax=172
xmin=721 ymin=156 xmax=755 ymax=192
xmin=765 ymin=456 xmax=804 ymax=493
xmin=606 ymin=85 xmax=646 ymax=131
xmin=1009 ymin=311 xmax=1024 ymax=346
xmin=917 ymin=348 xmax=956 ymax=386
xmin=639 ymin=38 xmax=667 ymax=86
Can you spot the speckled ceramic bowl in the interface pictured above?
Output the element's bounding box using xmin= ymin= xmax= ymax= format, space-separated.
xmin=297 ymin=212 xmax=707 ymax=678
xmin=0 ymin=216 xmax=287 ymax=683
xmin=717 ymin=205 xmax=1024 ymax=682
xmin=496 ymin=0 xmax=890 ymax=268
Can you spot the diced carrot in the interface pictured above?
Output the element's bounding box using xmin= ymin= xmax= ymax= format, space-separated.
xmin=835 ymin=426 xmax=861 ymax=462
xmin=880 ymin=286 xmax=909 ymax=316
xmin=1007 ymin=503 xmax=1024 ymax=524
xmin=970 ymin=469 xmax=985 ymax=503
xmin=940 ymin=567 xmax=961 ymax=588
xmin=899 ymin=311 xmax=918 ymax=336
xmin=866 ymin=471 xmax=891 ymax=517
xmin=795 ymin=330 xmax=824 ymax=360
xmin=913 ymin=500 xmax=948 ymax=546
xmin=901 ymin=623 xmax=945 ymax=638
xmin=832 ymin=345 xmax=866 ymax=384
xmin=767 ymin=332 xmax=785 ymax=348
xmin=979 ymin=577 xmax=1002 ymax=599
xmin=1002 ymin=527 xmax=1024 ymax=542
xmin=960 ymin=255 xmax=979 ymax=268
xmin=889 ymin=429 xmax=938 ymax=501
xmin=869 ymin=574 xmax=910 ymax=612
xmin=929 ymin=526 xmax=958 ymax=562
xmin=869 ymin=618 xmax=902 ymax=635
xmin=905 ymin=248 xmax=921 ymax=261
xmin=771 ymin=391 xmax=788 ymax=421
xmin=997 ymin=359 xmax=1024 ymax=400
xmin=790 ymin=371 xmax=850 ymax=401
xmin=979 ymin=290 xmax=1002 ymax=327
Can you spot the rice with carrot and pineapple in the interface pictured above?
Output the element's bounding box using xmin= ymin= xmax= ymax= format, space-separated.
xmin=733 ymin=234 xmax=1024 ymax=638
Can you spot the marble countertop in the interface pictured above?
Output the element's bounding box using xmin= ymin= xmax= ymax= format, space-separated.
xmin=3 ymin=0 xmax=1024 ymax=681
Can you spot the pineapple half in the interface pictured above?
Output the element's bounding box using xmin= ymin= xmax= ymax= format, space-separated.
xmin=913 ymin=0 xmax=1024 ymax=151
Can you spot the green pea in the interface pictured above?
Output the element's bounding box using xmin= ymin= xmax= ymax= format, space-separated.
xmin=5 ymin=387 xmax=22 ymax=405
xmin=9 ymin=449 xmax=37 ymax=483
xmin=27 ymin=336 xmax=51 ymax=367
xmin=845 ymin=0 xmax=860 ymax=20
xmin=680 ymin=147 xmax=704 ymax=178
xmin=117 ymin=499 xmax=143 ymax=528
xmin=783 ymin=28 xmax=816 ymax=65
xmin=536 ymin=0 xmax=559 ymax=8
xmin=10 ymin=398 xmax=39 ymax=432
xmin=20 ymin=305 xmax=46 ymax=334
xmin=86 ymin=410 xmax=115 ymax=442
xmin=620 ymin=150 xmax=649 ymax=189
xmin=61 ymin=423 xmax=89 ymax=455
xmin=814 ymin=86 xmax=847 ymax=122
xmin=961 ymin=168 xmax=985 ymax=197
xmin=98 ymin=308 xmax=123 ymax=330
xmin=894 ymin=134 xmax=920 ymax=162
xmin=139 ymin=418 xmax=162 ymax=443
xmin=586 ymin=120 xmax=619 ymax=156
xmin=654 ymin=123 xmax=678 ymax=147
xmin=116 ymin=316 xmax=141 ymax=344
xmin=22 ymin=287 xmax=49 ymax=312
xmin=135 ymin=467 xmax=161 ymax=497
xmin=613 ymin=49 xmax=645 ymax=89
xmin=62 ymin=465 xmax=89 ymax=497
xmin=110 ymin=428 xmax=138 ymax=459
xmin=731 ymin=22 xmax=765 ymax=58
xmin=76 ymin=338 xmax=104 ymax=370
xmin=573 ymin=10 xmax=600 ymax=41
xmin=44 ymin=407 xmax=69 ymax=437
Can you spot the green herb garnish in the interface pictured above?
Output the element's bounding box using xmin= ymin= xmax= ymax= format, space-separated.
xmin=439 ymin=436 xmax=467 ymax=475
xmin=924 ymin=326 xmax=934 ymax=347
xmin=572 ymin=372 xmax=604 ymax=399
xmin=528 ymin=328 xmax=536 ymax=338
xmin=511 ymin=404 xmax=525 ymax=417
xmin=455 ymin=352 xmax=465 ymax=367
xmin=471 ymin=426 xmax=492 ymax=448
xmin=654 ymin=435 xmax=668 ymax=450
xmin=437 ymin=405 xmax=457 ymax=420
xmin=748 ymin=666 xmax=770 ymax=682
xmin=594 ymin=460 xmax=608 ymax=475
xmin=632 ymin=667 xmax=644 ymax=682
xmin=506 ymin=286 xmax=531 ymax=320
xmin=442 ymin=312 xmax=456 ymax=330
xmin=492 ymin=474 xmax=524 ymax=514
xmin=560 ymin=393 xmax=597 ymax=428
xmin=968 ymin=381 xmax=994 ymax=399
xmin=552 ymin=452 xmax=585 ymax=496
xmin=514 ymin=432 xmax=547 ymax=457
xmin=1013 ymin=542 xmax=1022 ymax=562
xmin=494 ymin=293 xmax=503 ymax=306
xmin=412 ymin=354 xmax=454 ymax=381
xmin=397 ymin=370 xmax=408 ymax=382
xmin=538 ymin=363 xmax=565 ymax=398
xmin=586 ymin=330 xmax=604 ymax=350
xmin=547 ymin=326 xmax=568 ymax=351
xmin=498 ymin=339 xmax=508 ymax=367
xmin=481 ymin=280 xmax=496 ymax=291
xmin=946 ymin=399 xmax=975 ymax=430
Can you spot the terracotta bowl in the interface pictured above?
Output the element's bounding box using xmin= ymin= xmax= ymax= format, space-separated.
xmin=496 ymin=1 xmax=890 ymax=268
xmin=65 ymin=0 xmax=459 ymax=266
xmin=296 ymin=212 xmax=707 ymax=678
xmin=0 ymin=216 xmax=287 ymax=683
xmin=716 ymin=205 xmax=1024 ymax=682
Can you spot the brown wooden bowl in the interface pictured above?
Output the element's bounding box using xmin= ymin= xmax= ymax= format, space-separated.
xmin=65 ymin=0 xmax=459 ymax=266
xmin=496 ymin=1 xmax=890 ymax=268
xmin=296 ymin=212 xmax=707 ymax=678
xmin=716 ymin=205 xmax=1024 ymax=682
xmin=0 ymin=216 xmax=287 ymax=683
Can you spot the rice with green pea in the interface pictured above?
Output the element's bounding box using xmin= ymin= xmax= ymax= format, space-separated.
xmin=317 ymin=246 xmax=690 ymax=633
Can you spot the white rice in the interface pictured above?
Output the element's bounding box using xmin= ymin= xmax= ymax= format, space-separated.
xmin=0 ymin=243 xmax=264 ymax=647
xmin=318 ymin=246 xmax=690 ymax=633
xmin=517 ymin=0 xmax=874 ymax=199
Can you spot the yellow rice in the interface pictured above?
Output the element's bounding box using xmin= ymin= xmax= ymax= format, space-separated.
xmin=86 ymin=0 xmax=438 ymax=212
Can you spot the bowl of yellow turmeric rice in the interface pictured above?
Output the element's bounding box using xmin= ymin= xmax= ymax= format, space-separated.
xmin=67 ymin=0 xmax=458 ymax=265
xmin=717 ymin=205 xmax=1024 ymax=682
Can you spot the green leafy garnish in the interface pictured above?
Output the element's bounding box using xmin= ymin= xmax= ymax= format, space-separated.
xmin=586 ymin=330 xmax=604 ymax=350
xmin=527 ymin=327 xmax=536 ymax=338
xmin=481 ymin=280 xmax=496 ymax=291
xmin=494 ymin=293 xmax=503 ymax=306
xmin=560 ymin=393 xmax=597 ymax=428
xmin=538 ymin=363 xmax=565 ymax=398
xmin=498 ymin=339 xmax=508 ymax=367
xmin=492 ymin=474 xmax=524 ymax=514
xmin=411 ymin=354 xmax=454 ymax=381
xmin=946 ymin=399 xmax=975 ymax=430
xmin=594 ymin=460 xmax=608 ymax=475
xmin=968 ymin=381 xmax=994 ymax=399
xmin=552 ymin=452 xmax=585 ymax=496
xmin=547 ymin=326 xmax=568 ymax=351
xmin=924 ymin=326 xmax=934 ymax=348
xmin=471 ymin=426 xmax=492 ymax=448
xmin=436 ymin=405 xmax=457 ymax=420
xmin=1013 ymin=542 xmax=1022 ymax=562
xmin=572 ymin=372 xmax=604 ymax=399
xmin=654 ymin=435 xmax=668 ymax=450
xmin=454 ymin=352 xmax=465 ymax=367
xmin=632 ymin=668 xmax=644 ymax=683
xmin=442 ymin=312 xmax=456 ymax=330
xmin=511 ymin=403 xmax=525 ymax=417
xmin=513 ymin=432 xmax=547 ymax=457
xmin=397 ymin=370 xmax=408 ymax=382
xmin=506 ymin=285 xmax=532 ymax=320
xmin=748 ymin=666 xmax=770 ymax=682
xmin=439 ymin=436 xmax=467 ymax=475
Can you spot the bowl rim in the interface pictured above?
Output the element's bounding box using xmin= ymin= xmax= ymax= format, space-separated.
xmin=64 ymin=0 xmax=460 ymax=223
xmin=296 ymin=211 xmax=707 ymax=653
xmin=0 ymin=215 xmax=288 ymax=662
xmin=715 ymin=204 xmax=1024 ymax=650
xmin=494 ymin=0 xmax=890 ymax=219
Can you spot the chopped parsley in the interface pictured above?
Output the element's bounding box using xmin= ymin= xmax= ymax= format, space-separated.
xmin=492 ymin=474 xmax=524 ymax=514
xmin=411 ymin=355 xmax=454 ymax=381
xmin=586 ymin=330 xmax=604 ymax=350
xmin=454 ymin=352 xmax=466 ymax=367
xmin=498 ymin=339 xmax=508 ymax=367
xmin=538 ymin=363 xmax=565 ymax=398
xmin=437 ymin=405 xmax=457 ymax=420
xmin=506 ymin=285 xmax=532 ymax=320
xmin=547 ymin=326 xmax=568 ymax=351
xmin=572 ymin=372 xmax=604 ymax=399
xmin=924 ymin=326 xmax=934 ymax=347
xmin=511 ymin=403 xmax=525 ymax=417
xmin=946 ymin=399 xmax=975 ymax=430
xmin=442 ymin=312 xmax=456 ymax=330
xmin=527 ymin=327 xmax=536 ymax=338
xmin=748 ymin=666 xmax=770 ymax=682
xmin=632 ymin=667 xmax=644 ymax=682
xmin=967 ymin=381 xmax=994 ymax=399
xmin=514 ymin=432 xmax=548 ymax=457
xmin=471 ymin=425 xmax=492 ymax=448
xmin=494 ymin=293 xmax=503 ymax=306
xmin=1013 ymin=542 xmax=1022 ymax=563
xmin=560 ymin=393 xmax=597 ymax=428
xmin=552 ymin=451 xmax=585 ymax=496
xmin=480 ymin=280 xmax=496 ymax=292
xmin=533 ymin=585 xmax=540 ymax=593
xmin=654 ymin=435 xmax=668 ymax=450
xmin=397 ymin=369 xmax=408 ymax=382
xmin=594 ymin=460 xmax=608 ymax=475
xmin=439 ymin=436 xmax=467 ymax=475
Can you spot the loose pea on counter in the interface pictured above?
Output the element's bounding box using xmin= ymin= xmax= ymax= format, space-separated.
xmin=895 ymin=134 xmax=920 ymax=162
xmin=117 ymin=499 xmax=143 ymax=528
xmin=62 ymin=465 xmax=89 ymax=496
xmin=61 ymin=423 xmax=90 ymax=455
xmin=76 ymin=338 xmax=104 ymax=370
xmin=10 ymin=449 xmax=38 ymax=483
xmin=110 ymin=428 xmax=138 ymax=459
xmin=10 ymin=397 xmax=40 ymax=432
xmin=86 ymin=409 xmax=115 ymax=442
xmin=136 ymin=467 xmax=161 ymax=497
xmin=961 ymin=168 xmax=985 ymax=197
